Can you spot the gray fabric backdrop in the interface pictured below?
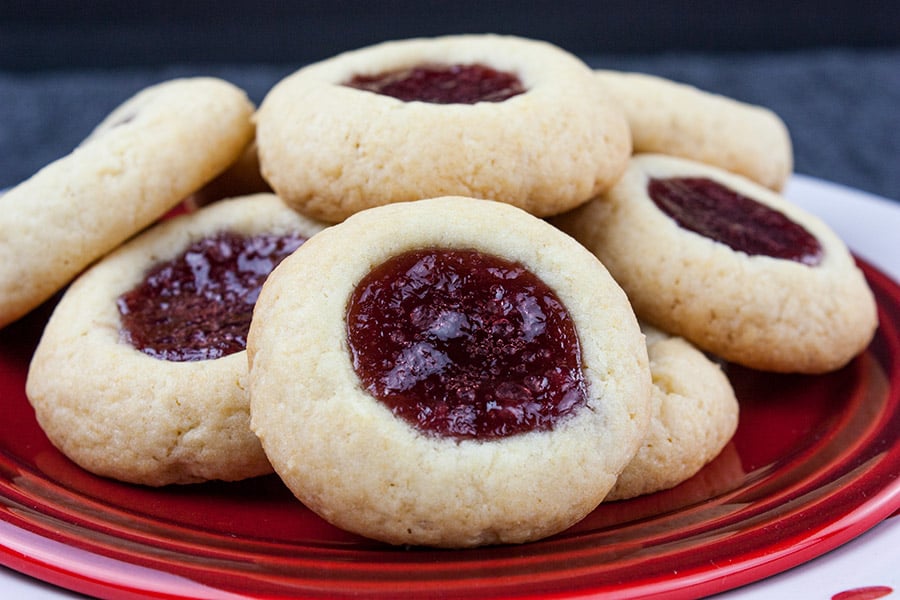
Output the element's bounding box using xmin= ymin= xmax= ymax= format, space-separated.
xmin=3 ymin=48 xmax=897 ymax=202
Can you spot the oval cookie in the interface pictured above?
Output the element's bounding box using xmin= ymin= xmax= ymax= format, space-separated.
xmin=595 ymin=70 xmax=792 ymax=190
xmin=0 ymin=77 xmax=255 ymax=329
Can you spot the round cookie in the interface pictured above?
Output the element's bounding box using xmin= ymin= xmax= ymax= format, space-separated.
xmin=256 ymin=35 xmax=631 ymax=222
xmin=553 ymin=154 xmax=878 ymax=374
xmin=0 ymin=77 xmax=255 ymax=329
xmin=248 ymin=196 xmax=652 ymax=547
xmin=26 ymin=194 xmax=326 ymax=486
xmin=595 ymin=70 xmax=792 ymax=190
xmin=605 ymin=323 xmax=739 ymax=501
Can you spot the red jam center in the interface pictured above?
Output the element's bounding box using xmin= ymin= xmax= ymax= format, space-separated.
xmin=344 ymin=63 xmax=526 ymax=104
xmin=346 ymin=248 xmax=587 ymax=440
xmin=648 ymin=177 xmax=824 ymax=265
xmin=118 ymin=231 xmax=306 ymax=362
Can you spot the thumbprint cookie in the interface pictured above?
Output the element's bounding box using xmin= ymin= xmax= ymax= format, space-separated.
xmin=248 ymin=196 xmax=652 ymax=547
xmin=553 ymin=154 xmax=877 ymax=373
xmin=255 ymin=35 xmax=631 ymax=222
xmin=26 ymin=194 xmax=326 ymax=486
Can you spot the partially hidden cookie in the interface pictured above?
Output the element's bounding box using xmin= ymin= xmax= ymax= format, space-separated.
xmin=256 ymin=35 xmax=631 ymax=222
xmin=595 ymin=70 xmax=792 ymax=190
xmin=248 ymin=196 xmax=652 ymax=547
xmin=0 ymin=77 xmax=255 ymax=329
xmin=184 ymin=140 xmax=272 ymax=210
xmin=553 ymin=154 xmax=878 ymax=374
xmin=26 ymin=194 xmax=326 ymax=486
xmin=605 ymin=323 xmax=739 ymax=501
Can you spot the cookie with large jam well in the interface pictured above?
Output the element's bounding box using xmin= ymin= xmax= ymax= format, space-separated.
xmin=553 ymin=154 xmax=877 ymax=373
xmin=26 ymin=194 xmax=327 ymax=486
xmin=248 ymin=196 xmax=652 ymax=547
xmin=255 ymin=34 xmax=631 ymax=223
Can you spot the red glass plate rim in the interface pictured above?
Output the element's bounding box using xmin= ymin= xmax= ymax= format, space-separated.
xmin=0 ymin=262 xmax=899 ymax=600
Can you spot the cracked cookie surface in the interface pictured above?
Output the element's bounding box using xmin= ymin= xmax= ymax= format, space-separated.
xmin=606 ymin=323 xmax=738 ymax=501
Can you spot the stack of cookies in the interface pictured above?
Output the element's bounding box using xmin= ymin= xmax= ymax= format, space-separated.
xmin=6 ymin=34 xmax=877 ymax=548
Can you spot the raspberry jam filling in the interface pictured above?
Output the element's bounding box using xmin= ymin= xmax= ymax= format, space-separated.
xmin=118 ymin=231 xmax=306 ymax=362
xmin=346 ymin=248 xmax=587 ymax=440
xmin=648 ymin=176 xmax=824 ymax=265
xmin=344 ymin=63 xmax=526 ymax=104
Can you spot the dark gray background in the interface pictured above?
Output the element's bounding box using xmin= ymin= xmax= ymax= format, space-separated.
xmin=2 ymin=1 xmax=898 ymax=201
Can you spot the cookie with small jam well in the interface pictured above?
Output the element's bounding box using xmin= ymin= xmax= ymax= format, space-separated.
xmin=255 ymin=35 xmax=631 ymax=222
xmin=248 ymin=196 xmax=652 ymax=547
xmin=0 ymin=77 xmax=255 ymax=330
xmin=595 ymin=70 xmax=793 ymax=190
xmin=553 ymin=154 xmax=877 ymax=374
xmin=26 ymin=194 xmax=326 ymax=486
xmin=605 ymin=323 xmax=738 ymax=501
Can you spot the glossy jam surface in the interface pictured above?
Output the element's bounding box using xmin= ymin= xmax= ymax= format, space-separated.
xmin=345 ymin=63 xmax=525 ymax=104
xmin=346 ymin=248 xmax=587 ymax=440
xmin=648 ymin=177 xmax=824 ymax=265
xmin=118 ymin=231 xmax=306 ymax=361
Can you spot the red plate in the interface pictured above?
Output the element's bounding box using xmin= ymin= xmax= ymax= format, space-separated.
xmin=1 ymin=260 xmax=899 ymax=600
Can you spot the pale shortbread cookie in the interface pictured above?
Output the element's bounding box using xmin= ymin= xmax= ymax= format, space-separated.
xmin=553 ymin=154 xmax=877 ymax=373
xmin=606 ymin=323 xmax=738 ymax=501
xmin=0 ymin=77 xmax=255 ymax=329
xmin=26 ymin=194 xmax=326 ymax=486
xmin=256 ymin=35 xmax=631 ymax=222
xmin=595 ymin=70 xmax=792 ymax=190
xmin=248 ymin=196 xmax=651 ymax=547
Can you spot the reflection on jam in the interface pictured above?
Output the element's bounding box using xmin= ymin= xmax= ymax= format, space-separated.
xmin=118 ymin=231 xmax=306 ymax=362
xmin=346 ymin=248 xmax=587 ymax=440
xmin=648 ymin=177 xmax=824 ymax=266
xmin=345 ymin=63 xmax=526 ymax=104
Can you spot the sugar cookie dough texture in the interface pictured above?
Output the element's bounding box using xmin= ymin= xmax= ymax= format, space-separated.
xmin=26 ymin=194 xmax=325 ymax=486
xmin=0 ymin=77 xmax=255 ymax=329
xmin=554 ymin=154 xmax=877 ymax=373
xmin=256 ymin=35 xmax=631 ymax=222
xmin=248 ymin=197 xmax=652 ymax=547
xmin=595 ymin=70 xmax=792 ymax=190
